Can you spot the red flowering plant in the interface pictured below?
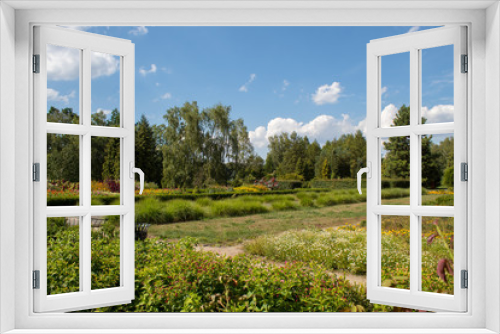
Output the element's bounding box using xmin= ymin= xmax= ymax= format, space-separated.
xmin=425 ymin=218 xmax=454 ymax=292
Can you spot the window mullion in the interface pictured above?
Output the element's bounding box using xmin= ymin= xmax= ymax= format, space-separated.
xmin=409 ymin=47 xmax=420 ymax=294
xmin=82 ymin=47 xmax=92 ymax=294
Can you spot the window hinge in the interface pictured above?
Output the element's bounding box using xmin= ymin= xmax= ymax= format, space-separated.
xmin=33 ymin=163 xmax=40 ymax=182
xmin=461 ymin=54 xmax=468 ymax=73
xmin=33 ymin=270 xmax=40 ymax=289
xmin=33 ymin=54 xmax=40 ymax=73
xmin=461 ymin=270 xmax=468 ymax=289
xmin=461 ymin=162 xmax=468 ymax=181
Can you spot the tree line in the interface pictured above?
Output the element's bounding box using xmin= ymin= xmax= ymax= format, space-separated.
xmin=46 ymin=103 xmax=454 ymax=189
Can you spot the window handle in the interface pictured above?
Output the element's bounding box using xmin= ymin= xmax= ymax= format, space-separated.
xmin=129 ymin=162 xmax=145 ymax=195
xmin=357 ymin=162 xmax=371 ymax=195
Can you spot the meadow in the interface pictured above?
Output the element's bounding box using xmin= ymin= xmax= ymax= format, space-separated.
xmin=47 ymin=186 xmax=454 ymax=312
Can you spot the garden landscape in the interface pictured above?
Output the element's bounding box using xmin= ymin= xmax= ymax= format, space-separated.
xmin=46 ymin=102 xmax=456 ymax=313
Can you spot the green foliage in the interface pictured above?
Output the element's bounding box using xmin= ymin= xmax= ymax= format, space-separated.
xmin=442 ymin=166 xmax=454 ymax=190
xmin=246 ymin=226 xmax=453 ymax=294
xmin=48 ymin=233 xmax=373 ymax=312
xmin=161 ymin=102 xmax=256 ymax=188
xmin=320 ymin=158 xmax=331 ymax=179
xmin=276 ymin=180 xmax=303 ymax=189
xmin=136 ymin=114 xmax=163 ymax=185
xmin=164 ymin=200 xmax=205 ymax=222
xmin=211 ymin=199 xmax=269 ymax=217
xmin=271 ymin=199 xmax=299 ymax=211
xmin=265 ymin=132 xmax=319 ymax=181
xmin=246 ymin=229 xmax=367 ymax=274
xmin=47 ymin=132 xmax=79 ymax=182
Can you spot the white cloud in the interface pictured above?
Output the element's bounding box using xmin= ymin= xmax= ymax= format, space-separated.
xmin=381 ymin=104 xmax=399 ymax=128
xmin=422 ymin=104 xmax=454 ymax=123
xmin=47 ymin=45 xmax=119 ymax=81
xmin=381 ymin=86 xmax=388 ymax=95
xmin=129 ymin=26 xmax=148 ymax=36
xmin=96 ymin=108 xmax=112 ymax=115
xmin=139 ymin=64 xmax=157 ymax=76
xmin=311 ymin=82 xmax=342 ymax=105
xmin=408 ymin=26 xmax=420 ymax=33
xmin=161 ymin=92 xmax=172 ymax=100
xmin=47 ymin=88 xmax=75 ymax=104
xmin=380 ymin=103 xmax=454 ymax=127
xmin=91 ymin=52 xmax=120 ymax=79
xmin=249 ymin=114 xmax=365 ymax=149
xmin=282 ymin=80 xmax=290 ymax=91
xmin=239 ymin=73 xmax=256 ymax=92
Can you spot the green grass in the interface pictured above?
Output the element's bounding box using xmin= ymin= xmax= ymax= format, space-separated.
xmin=210 ymin=199 xmax=269 ymax=217
xmin=245 ymin=224 xmax=454 ymax=294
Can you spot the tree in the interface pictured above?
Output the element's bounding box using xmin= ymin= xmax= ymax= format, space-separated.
xmin=46 ymin=107 xmax=80 ymax=182
xmin=382 ymin=105 xmax=411 ymax=179
xmin=161 ymin=102 xmax=257 ymax=188
xmin=381 ymin=105 xmax=442 ymax=188
xmin=136 ymin=114 xmax=162 ymax=186
xmin=321 ymin=158 xmax=331 ymax=179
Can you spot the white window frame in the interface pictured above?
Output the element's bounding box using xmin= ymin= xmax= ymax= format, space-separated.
xmin=1 ymin=1 xmax=499 ymax=333
xmin=366 ymin=26 xmax=467 ymax=312
xmin=33 ymin=26 xmax=136 ymax=313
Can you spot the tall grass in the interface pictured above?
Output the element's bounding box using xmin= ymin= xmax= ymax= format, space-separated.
xmin=210 ymin=199 xmax=269 ymax=217
xmin=135 ymin=188 xmax=414 ymax=225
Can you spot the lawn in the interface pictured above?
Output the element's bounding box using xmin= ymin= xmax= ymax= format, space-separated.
xmin=148 ymin=193 xmax=439 ymax=245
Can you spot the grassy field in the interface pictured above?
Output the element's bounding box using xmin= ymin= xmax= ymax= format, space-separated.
xmin=148 ymin=194 xmax=441 ymax=245
xmin=47 ymin=188 xmax=455 ymax=312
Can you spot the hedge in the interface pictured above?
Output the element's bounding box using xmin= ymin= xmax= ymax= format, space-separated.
xmin=276 ymin=180 xmax=303 ymax=190
xmin=310 ymin=179 xmax=410 ymax=189
xmin=47 ymin=190 xmax=301 ymax=206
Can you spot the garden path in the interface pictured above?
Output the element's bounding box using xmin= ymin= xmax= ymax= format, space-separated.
xmin=196 ymin=244 xmax=367 ymax=286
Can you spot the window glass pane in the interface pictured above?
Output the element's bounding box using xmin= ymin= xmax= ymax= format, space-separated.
xmin=46 ymin=44 xmax=81 ymax=124
xmin=47 ymin=134 xmax=80 ymax=206
xmin=380 ymin=52 xmax=410 ymax=127
xmin=91 ymin=137 xmax=120 ymax=205
xmin=91 ymin=52 xmax=121 ymax=127
xmin=421 ymin=216 xmax=454 ymax=295
xmin=91 ymin=215 xmax=121 ymax=290
xmin=421 ymin=45 xmax=454 ymax=124
xmin=381 ymin=136 xmax=410 ymax=205
xmin=47 ymin=217 xmax=80 ymax=295
xmin=381 ymin=215 xmax=410 ymax=290
xmin=422 ymin=133 xmax=454 ymax=206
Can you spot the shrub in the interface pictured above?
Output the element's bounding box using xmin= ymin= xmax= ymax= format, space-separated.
xmin=277 ymin=180 xmax=303 ymax=190
xmin=442 ymin=166 xmax=454 ymax=190
xmin=195 ymin=197 xmax=213 ymax=206
xmin=299 ymin=197 xmax=315 ymax=207
xmin=164 ymin=200 xmax=205 ymax=222
xmin=211 ymin=199 xmax=269 ymax=217
xmin=271 ymin=199 xmax=299 ymax=211
xmin=261 ymin=194 xmax=295 ymax=202
xmin=278 ymin=173 xmax=304 ymax=181
xmin=48 ymin=235 xmax=373 ymax=312
xmin=135 ymin=197 xmax=172 ymax=224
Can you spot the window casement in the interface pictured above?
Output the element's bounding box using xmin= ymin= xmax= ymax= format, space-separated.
xmin=33 ymin=26 xmax=137 ymax=312
xmin=364 ymin=26 xmax=468 ymax=312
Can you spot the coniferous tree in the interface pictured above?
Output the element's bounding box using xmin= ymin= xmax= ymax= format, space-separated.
xmin=136 ymin=114 xmax=162 ymax=186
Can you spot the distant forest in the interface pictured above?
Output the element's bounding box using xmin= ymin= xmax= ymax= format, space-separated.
xmin=47 ymin=102 xmax=454 ymax=189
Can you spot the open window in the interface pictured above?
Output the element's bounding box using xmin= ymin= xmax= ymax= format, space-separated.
xmin=33 ymin=26 xmax=136 ymax=312
xmin=364 ymin=26 xmax=467 ymax=312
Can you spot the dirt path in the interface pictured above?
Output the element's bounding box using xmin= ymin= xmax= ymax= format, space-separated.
xmin=196 ymin=244 xmax=366 ymax=286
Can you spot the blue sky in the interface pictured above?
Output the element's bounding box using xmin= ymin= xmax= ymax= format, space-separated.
xmin=47 ymin=26 xmax=454 ymax=157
